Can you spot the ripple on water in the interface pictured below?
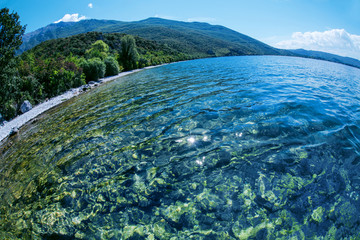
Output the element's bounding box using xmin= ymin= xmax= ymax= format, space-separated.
xmin=1 ymin=56 xmax=360 ymax=239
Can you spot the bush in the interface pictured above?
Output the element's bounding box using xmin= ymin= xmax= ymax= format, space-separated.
xmin=23 ymin=57 xmax=86 ymax=98
xmin=3 ymin=100 xmax=17 ymax=120
xmin=80 ymin=58 xmax=106 ymax=82
xmin=48 ymin=68 xmax=86 ymax=97
xmin=104 ymin=56 xmax=120 ymax=77
xmin=138 ymin=58 xmax=150 ymax=68
xmin=19 ymin=75 xmax=43 ymax=102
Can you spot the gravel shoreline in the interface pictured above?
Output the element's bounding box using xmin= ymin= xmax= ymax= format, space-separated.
xmin=0 ymin=66 xmax=159 ymax=144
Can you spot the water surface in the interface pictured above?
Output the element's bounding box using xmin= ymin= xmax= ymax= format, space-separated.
xmin=1 ymin=56 xmax=360 ymax=239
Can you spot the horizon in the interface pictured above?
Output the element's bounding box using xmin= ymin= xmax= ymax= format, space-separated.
xmin=2 ymin=0 xmax=360 ymax=60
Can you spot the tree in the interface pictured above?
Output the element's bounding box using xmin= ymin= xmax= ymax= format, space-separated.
xmin=104 ymin=56 xmax=120 ymax=77
xmin=118 ymin=35 xmax=139 ymax=71
xmin=85 ymin=40 xmax=109 ymax=60
xmin=0 ymin=8 xmax=26 ymax=120
xmin=0 ymin=8 xmax=26 ymax=68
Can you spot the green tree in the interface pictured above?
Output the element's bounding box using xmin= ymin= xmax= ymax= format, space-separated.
xmin=85 ymin=40 xmax=109 ymax=60
xmin=104 ymin=56 xmax=120 ymax=77
xmin=0 ymin=8 xmax=26 ymax=120
xmin=118 ymin=35 xmax=139 ymax=71
xmin=80 ymin=58 xmax=106 ymax=82
xmin=0 ymin=60 xmax=20 ymax=119
xmin=0 ymin=8 xmax=26 ymax=67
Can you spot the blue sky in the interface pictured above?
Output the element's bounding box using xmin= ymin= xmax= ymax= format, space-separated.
xmin=2 ymin=0 xmax=360 ymax=59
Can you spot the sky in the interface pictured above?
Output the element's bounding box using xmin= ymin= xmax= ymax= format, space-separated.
xmin=2 ymin=0 xmax=360 ymax=59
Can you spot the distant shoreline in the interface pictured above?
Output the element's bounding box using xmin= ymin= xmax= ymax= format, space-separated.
xmin=0 ymin=65 xmax=164 ymax=144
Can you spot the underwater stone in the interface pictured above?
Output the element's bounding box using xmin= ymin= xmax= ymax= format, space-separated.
xmin=330 ymin=201 xmax=359 ymax=228
xmin=97 ymin=194 xmax=106 ymax=202
xmin=163 ymin=201 xmax=197 ymax=223
xmin=232 ymin=221 xmax=274 ymax=240
xmin=311 ymin=206 xmax=324 ymax=223
xmin=153 ymin=223 xmax=166 ymax=238
xmin=147 ymin=167 xmax=158 ymax=181
xmin=122 ymin=225 xmax=145 ymax=239
xmin=75 ymin=231 xmax=86 ymax=239
xmin=147 ymin=233 xmax=155 ymax=240
xmin=15 ymin=218 xmax=27 ymax=231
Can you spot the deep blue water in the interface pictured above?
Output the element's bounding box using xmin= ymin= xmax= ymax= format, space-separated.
xmin=1 ymin=56 xmax=360 ymax=239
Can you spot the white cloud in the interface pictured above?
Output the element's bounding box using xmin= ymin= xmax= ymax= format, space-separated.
xmin=54 ymin=14 xmax=86 ymax=24
xmin=275 ymin=29 xmax=360 ymax=60
xmin=88 ymin=3 xmax=93 ymax=8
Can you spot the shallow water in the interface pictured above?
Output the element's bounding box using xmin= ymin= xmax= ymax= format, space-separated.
xmin=1 ymin=56 xmax=360 ymax=239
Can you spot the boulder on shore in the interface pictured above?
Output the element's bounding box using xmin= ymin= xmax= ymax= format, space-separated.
xmin=20 ymin=100 xmax=32 ymax=114
xmin=0 ymin=113 xmax=4 ymax=125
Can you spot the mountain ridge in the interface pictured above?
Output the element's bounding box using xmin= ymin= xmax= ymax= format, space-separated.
xmin=19 ymin=18 xmax=360 ymax=69
xmin=19 ymin=18 xmax=291 ymax=58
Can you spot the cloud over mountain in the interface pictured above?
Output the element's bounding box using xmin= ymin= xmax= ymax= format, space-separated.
xmin=54 ymin=14 xmax=86 ymax=24
xmin=276 ymin=29 xmax=360 ymax=60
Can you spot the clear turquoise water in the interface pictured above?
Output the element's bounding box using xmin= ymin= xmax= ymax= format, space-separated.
xmin=1 ymin=56 xmax=360 ymax=239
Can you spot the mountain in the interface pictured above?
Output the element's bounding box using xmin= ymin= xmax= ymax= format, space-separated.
xmin=19 ymin=18 xmax=360 ymax=69
xmin=19 ymin=20 xmax=122 ymax=53
xmin=19 ymin=18 xmax=291 ymax=58
xmin=290 ymin=49 xmax=360 ymax=69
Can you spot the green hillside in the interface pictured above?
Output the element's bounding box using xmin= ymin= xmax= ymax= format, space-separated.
xmin=19 ymin=18 xmax=291 ymax=57
xmin=1 ymin=32 xmax=189 ymax=121
xmin=27 ymin=31 xmax=189 ymax=62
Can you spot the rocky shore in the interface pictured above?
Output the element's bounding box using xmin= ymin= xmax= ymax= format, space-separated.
xmin=0 ymin=66 xmax=159 ymax=143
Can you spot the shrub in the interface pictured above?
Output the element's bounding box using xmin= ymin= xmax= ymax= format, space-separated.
xmin=48 ymin=68 xmax=85 ymax=96
xmin=80 ymin=58 xmax=106 ymax=82
xmin=104 ymin=56 xmax=120 ymax=77
xmin=3 ymin=100 xmax=17 ymax=120
xmin=19 ymin=75 xmax=43 ymax=102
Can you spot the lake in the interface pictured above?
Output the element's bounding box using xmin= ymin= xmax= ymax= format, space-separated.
xmin=1 ymin=56 xmax=360 ymax=239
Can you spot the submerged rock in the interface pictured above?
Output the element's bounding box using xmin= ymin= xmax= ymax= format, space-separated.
xmin=20 ymin=100 xmax=32 ymax=114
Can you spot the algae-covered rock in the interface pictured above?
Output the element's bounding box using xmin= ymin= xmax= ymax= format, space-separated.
xmin=330 ymin=201 xmax=359 ymax=228
xmin=232 ymin=221 xmax=274 ymax=240
xmin=163 ymin=201 xmax=197 ymax=223
xmin=122 ymin=225 xmax=145 ymax=239
xmin=153 ymin=221 xmax=172 ymax=239
xmin=311 ymin=206 xmax=324 ymax=223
